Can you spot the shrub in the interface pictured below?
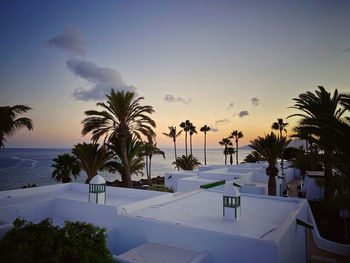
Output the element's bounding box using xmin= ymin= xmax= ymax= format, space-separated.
xmin=148 ymin=184 xmax=174 ymax=193
xmin=0 ymin=217 xmax=113 ymax=263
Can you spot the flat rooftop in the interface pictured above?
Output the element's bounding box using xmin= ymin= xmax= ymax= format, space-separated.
xmin=129 ymin=190 xmax=304 ymax=241
xmin=0 ymin=183 xmax=167 ymax=209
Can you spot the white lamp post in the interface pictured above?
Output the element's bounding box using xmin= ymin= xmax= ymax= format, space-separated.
xmin=223 ymin=182 xmax=241 ymax=221
xmin=89 ymin=175 xmax=106 ymax=204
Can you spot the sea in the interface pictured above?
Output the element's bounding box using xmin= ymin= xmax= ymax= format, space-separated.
xmin=0 ymin=147 xmax=252 ymax=191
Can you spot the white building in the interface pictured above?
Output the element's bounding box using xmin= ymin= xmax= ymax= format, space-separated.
xmin=165 ymin=162 xmax=299 ymax=196
xmin=0 ymin=179 xmax=310 ymax=263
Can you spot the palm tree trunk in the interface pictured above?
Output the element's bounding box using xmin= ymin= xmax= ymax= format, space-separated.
xmin=230 ymin=154 xmax=233 ymax=165
xmin=148 ymin=155 xmax=152 ymax=186
xmin=323 ymin=149 xmax=333 ymax=201
xmin=145 ymin=155 xmax=149 ymax=181
xmin=266 ymin=163 xmax=278 ymax=196
xmin=174 ymin=140 xmax=179 ymax=171
xmin=224 ymin=146 xmax=227 ymax=165
xmin=235 ymin=140 xmax=239 ymax=165
xmin=204 ymin=132 xmax=207 ymax=165
xmin=190 ymin=135 xmax=193 ymax=155
xmin=120 ymin=136 xmax=132 ymax=188
xmin=185 ymin=131 xmax=188 ymax=157
xmin=173 ymin=140 xmax=177 ymax=160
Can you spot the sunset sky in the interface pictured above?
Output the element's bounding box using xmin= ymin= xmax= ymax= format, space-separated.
xmin=1 ymin=0 xmax=350 ymax=148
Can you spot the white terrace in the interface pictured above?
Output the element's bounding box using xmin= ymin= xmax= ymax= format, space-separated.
xmin=0 ymin=181 xmax=309 ymax=263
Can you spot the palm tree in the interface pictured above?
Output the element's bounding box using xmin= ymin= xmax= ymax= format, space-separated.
xmin=107 ymin=137 xmax=145 ymax=185
xmin=81 ymin=90 xmax=156 ymax=188
xmin=0 ymin=105 xmax=33 ymax=147
xmin=230 ymin=130 xmax=243 ymax=165
xmin=271 ymin=118 xmax=288 ymax=138
xmin=172 ymin=154 xmax=201 ymax=170
xmin=219 ymin=137 xmax=232 ymax=165
xmin=271 ymin=118 xmax=288 ymax=177
xmin=72 ymin=143 xmax=112 ymax=184
xmin=243 ymin=150 xmax=264 ymax=163
xmin=249 ymin=132 xmax=290 ymax=196
xmin=189 ymin=124 xmax=197 ymax=155
xmin=200 ymin=125 xmax=211 ymax=165
xmin=179 ymin=120 xmax=191 ymax=156
xmin=140 ymin=142 xmax=165 ymax=185
xmin=288 ymin=86 xmax=350 ymax=201
xmin=162 ymin=126 xmax=182 ymax=163
xmin=51 ymin=153 xmax=80 ymax=183
xmin=227 ymin=147 xmax=235 ymax=165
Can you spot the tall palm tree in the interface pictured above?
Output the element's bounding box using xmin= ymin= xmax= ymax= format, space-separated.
xmin=179 ymin=120 xmax=191 ymax=156
xmin=162 ymin=126 xmax=182 ymax=163
xmin=189 ymin=124 xmax=197 ymax=155
xmin=288 ymin=86 xmax=350 ymax=201
xmin=271 ymin=118 xmax=288 ymax=177
xmin=140 ymin=142 xmax=165 ymax=185
xmin=0 ymin=105 xmax=33 ymax=147
xmin=219 ymin=137 xmax=232 ymax=165
xmin=200 ymin=125 xmax=211 ymax=165
xmin=271 ymin=118 xmax=288 ymax=138
xmin=51 ymin=153 xmax=80 ymax=183
xmin=107 ymin=137 xmax=145 ymax=185
xmin=230 ymin=130 xmax=243 ymax=165
xmin=249 ymin=132 xmax=290 ymax=196
xmin=172 ymin=154 xmax=201 ymax=171
xmin=81 ymin=90 xmax=156 ymax=188
xmin=227 ymin=147 xmax=235 ymax=165
xmin=72 ymin=143 xmax=112 ymax=184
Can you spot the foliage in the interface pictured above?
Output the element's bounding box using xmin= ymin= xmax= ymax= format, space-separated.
xmin=0 ymin=105 xmax=33 ymax=148
xmin=243 ymin=150 xmax=264 ymax=163
xmin=180 ymin=120 xmax=192 ymax=156
xmin=172 ymin=154 xmax=201 ymax=170
xmin=282 ymin=147 xmax=299 ymax=160
xmin=139 ymin=142 xmax=165 ymax=185
xmin=0 ymin=217 xmax=113 ymax=263
xmin=271 ymin=118 xmax=288 ymax=137
xmin=148 ymin=184 xmax=174 ymax=193
xmin=230 ymin=130 xmax=243 ymax=165
xmin=290 ymin=150 xmax=322 ymax=179
xmin=188 ymin=123 xmax=197 ymax=155
xmin=288 ymin=86 xmax=350 ymax=200
xmin=82 ymin=90 xmax=156 ymax=188
xmin=219 ymin=137 xmax=232 ymax=165
xmin=249 ymin=132 xmax=290 ymax=195
xmin=72 ymin=143 xmax=112 ymax=184
xmin=226 ymin=147 xmax=235 ymax=165
xmin=51 ymin=153 xmax=80 ymax=183
xmin=107 ymin=137 xmax=145 ymax=185
xmin=162 ymin=126 xmax=182 ymax=162
xmin=200 ymin=125 xmax=211 ymax=165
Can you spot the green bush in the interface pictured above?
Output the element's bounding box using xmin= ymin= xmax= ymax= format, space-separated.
xmin=148 ymin=184 xmax=174 ymax=193
xmin=0 ymin=217 xmax=113 ymax=263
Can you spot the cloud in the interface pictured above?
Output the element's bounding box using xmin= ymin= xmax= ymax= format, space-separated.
xmin=226 ymin=102 xmax=234 ymax=109
xmin=238 ymin=110 xmax=249 ymax=118
xmin=251 ymin=97 xmax=259 ymax=106
xmin=164 ymin=94 xmax=192 ymax=105
xmin=343 ymin=47 xmax=350 ymax=52
xmin=215 ymin=119 xmax=231 ymax=125
xmin=67 ymin=59 xmax=136 ymax=101
xmin=48 ymin=27 xmax=85 ymax=55
xmin=210 ymin=127 xmax=219 ymax=132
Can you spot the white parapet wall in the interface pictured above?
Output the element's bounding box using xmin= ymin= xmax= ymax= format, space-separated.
xmin=165 ymin=171 xmax=197 ymax=192
xmin=307 ymin=204 xmax=350 ymax=256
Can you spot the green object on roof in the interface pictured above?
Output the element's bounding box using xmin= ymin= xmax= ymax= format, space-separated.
xmin=200 ymin=180 xmax=226 ymax=189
